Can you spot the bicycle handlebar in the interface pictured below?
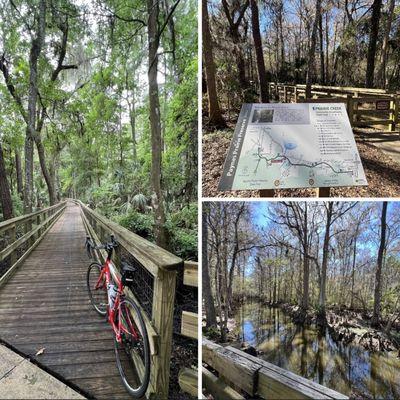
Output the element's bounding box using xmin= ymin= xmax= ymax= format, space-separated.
xmin=85 ymin=235 xmax=118 ymax=259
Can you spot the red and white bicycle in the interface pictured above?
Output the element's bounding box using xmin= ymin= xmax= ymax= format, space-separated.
xmin=85 ymin=235 xmax=150 ymax=398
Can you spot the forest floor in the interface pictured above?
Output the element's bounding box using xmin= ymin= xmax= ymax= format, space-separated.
xmin=202 ymin=126 xmax=400 ymax=198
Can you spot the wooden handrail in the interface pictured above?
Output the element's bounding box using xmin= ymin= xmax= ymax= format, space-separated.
xmin=203 ymin=339 xmax=349 ymax=400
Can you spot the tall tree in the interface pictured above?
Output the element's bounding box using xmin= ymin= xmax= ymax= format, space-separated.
xmin=250 ymin=0 xmax=269 ymax=102
xmin=305 ymin=0 xmax=321 ymax=98
xmin=202 ymin=0 xmax=226 ymax=127
xmin=203 ymin=204 xmax=217 ymax=328
xmin=377 ymin=0 xmax=395 ymax=88
xmin=371 ymin=201 xmax=388 ymax=326
xmin=147 ymin=0 xmax=171 ymax=248
xmin=365 ymin=0 xmax=382 ymax=88
xmin=0 ymin=143 xmax=14 ymax=220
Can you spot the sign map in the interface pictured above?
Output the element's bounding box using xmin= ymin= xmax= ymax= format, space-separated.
xmin=218 ymin=103 xmax=368 ymax=191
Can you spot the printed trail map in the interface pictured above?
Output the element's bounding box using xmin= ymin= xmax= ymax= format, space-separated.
xmin=218 ymin=103 xmax=368 ymax=191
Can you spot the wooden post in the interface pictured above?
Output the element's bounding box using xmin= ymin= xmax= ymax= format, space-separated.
xmin=318 ymin=187 xmax=331 ymax=197
xmin=149 ymin=267 xmax=178 ymax=399
xmin=294 ymin=86 xmax=298 ymax=103
xmin=347 ymin=94 xmax=354 ymax=127
xmin=259 ymin=189 xmax=275 ymax=197
xmin=390 ymin=95 xmax=398 ymax=132
xmin=9 ymin=225 xmax=16 ymax=266
xmin=283 ymin=86 xmax=287 ymax=103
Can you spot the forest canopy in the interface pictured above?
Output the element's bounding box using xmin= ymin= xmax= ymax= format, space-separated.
xmin=203 ymin=0 xmax=400 ymax=121
xmin=0 ymin=0 xmax=198 ymax=258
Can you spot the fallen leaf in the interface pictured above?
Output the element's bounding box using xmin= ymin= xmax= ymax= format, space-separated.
xmin=35 ymin=348 xmax=45 ymax=356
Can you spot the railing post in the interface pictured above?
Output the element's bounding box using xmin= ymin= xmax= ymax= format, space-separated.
xmin=347 ymin=94 xmax=354 ymax=127
xmin=390 ymin=95 xmax=398 ymax=132
xmin=294 ymin=86 xmax=298 ymax=103
xmin=149 ymin=267 xmax=178 ymax=399
xmin=9 ymin=225 xmax=16 ymax=266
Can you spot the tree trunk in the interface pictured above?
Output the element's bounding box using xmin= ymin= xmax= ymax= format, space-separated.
xmin=203 ymin=206 xmax=217 ymax=328
xmin=35 ymin=136 xmax=56 ymax=205
xmin=0 ymin=143 xmax=14 ymax=220
xmin=318 ymin=202 xmax=333 ymax=322
xmin=147 ymin=0 xmax=168 ymax=249
xmin=372 ymin=201 xmax=388 ymax=327
xmin=250 ymin=0 xmax=269 ymax=102
xmin=302 ymin=203 xmax=310 ymax=311
xmin=202 ymin=0 xmax=226 ymax=127
xmin=318 ymin=10 xmax=325 ymax=85
xmin=15 ymin=150 xmax=23 ymax=199
xmin=377 ymin=0 xmax=395 ymax=88
xmin=24 ymin=0 xmax=46 ymax=213
xmin=305 ymin=0 xmax=321 ymax=98
xmin=365 ymin=0 xmax=382 ymax=88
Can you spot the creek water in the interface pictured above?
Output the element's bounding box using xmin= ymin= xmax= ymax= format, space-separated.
xmin=233 ymin=302 xmax=400 ymax=399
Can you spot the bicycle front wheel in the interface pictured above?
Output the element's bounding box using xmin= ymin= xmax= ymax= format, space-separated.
xmin=114 ymin=297 xmax=150 ymax=398
xmin=87 ymin=262 xmax=107 ymax=316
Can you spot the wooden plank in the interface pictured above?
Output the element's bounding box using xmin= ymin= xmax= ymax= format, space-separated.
xmin=181 ymin=311 xmax=198 ymax=339
xmin=178 ymin=367 xmax=198 ymax=397
xmin=202 ymin=367 xmax=244 ymax=400
xmin=318 ymin=187 xmax=331 ymax=197
xmin=259 ymin=189 xmax=275 ymax=197
xmin=202 ymin=339 xmax=260 ymax=396
xmin=183 ymin=261 xmax=198 ymax=287
xmin=352 ymin=119 xmax=391 ymax=126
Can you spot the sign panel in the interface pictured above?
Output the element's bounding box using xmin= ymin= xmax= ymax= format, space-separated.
xmin=218 ymin=103 xmax=368 ymax=191
xmin=376 ymin=100 xmax=390 ymax=111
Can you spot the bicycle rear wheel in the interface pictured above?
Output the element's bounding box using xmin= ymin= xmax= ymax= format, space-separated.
xmin=87 ymin=262 xmax=107 ymax=316
xmin=114 ymin=297 xmax=150 ymax=398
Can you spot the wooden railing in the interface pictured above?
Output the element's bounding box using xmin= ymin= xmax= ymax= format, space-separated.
xmin=75 ymin=200 xmax=184 ymax=399
xmin=202 ymin=339 xmax=349 ymax=400
xmin=181 ymin=261 xmax=198 ymax=339
xmin=268 ymin=82 xmax=399 ymax=132
xmin=0 ymin=201 xmax=67 ymax=286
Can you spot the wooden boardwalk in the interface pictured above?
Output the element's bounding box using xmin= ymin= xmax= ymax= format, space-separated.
xmin=0 ymin=204 xmax=132 ymax=399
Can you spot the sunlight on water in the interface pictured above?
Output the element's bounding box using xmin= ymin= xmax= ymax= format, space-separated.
xmin=233 ymin=302 xmax=400 ymax=399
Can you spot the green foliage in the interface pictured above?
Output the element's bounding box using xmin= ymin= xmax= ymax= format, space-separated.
xmin=166 ymin=203 xmax=198 ymax=260
xmin=114 ymin=211 xmax=154 ymax=241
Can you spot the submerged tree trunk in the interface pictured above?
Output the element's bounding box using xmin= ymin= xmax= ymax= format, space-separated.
xmin=202 ymin=0 xmax=226 ymax=127
xmin=250 ymin=0 xmax=269 ymax=102
xmin=147 ymin=0 xmax=168 ymax=249
xmin=372 ymin=202 xmax=387 ymax=327
xmin=317 ymin=202 xmax=333 ymax=323
xmin=365 ymin=0 xmax=382 ymax=88
xmin=0 ymin=143 xmax=14 ymax=220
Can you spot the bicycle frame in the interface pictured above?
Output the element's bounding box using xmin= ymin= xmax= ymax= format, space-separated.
xmin=94 ymin=256 xmax=139 ymax=343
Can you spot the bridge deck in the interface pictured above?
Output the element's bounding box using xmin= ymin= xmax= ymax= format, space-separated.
xmin=0 ymin=204 xmax=131 ymax=399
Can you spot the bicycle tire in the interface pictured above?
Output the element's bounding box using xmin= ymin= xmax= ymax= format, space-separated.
xmin=114 ymin=297 xmax=150 ymax=398
xmin=87 ymin=262 xmax=107 ymax=316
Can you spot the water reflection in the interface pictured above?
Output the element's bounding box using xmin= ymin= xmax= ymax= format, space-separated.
xmin=234 ymin=302 xmax=400 ymax=399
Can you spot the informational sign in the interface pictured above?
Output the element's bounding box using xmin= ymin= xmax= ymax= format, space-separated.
xmin=376 ymin=100 xmax=390 ymax=111
xmin=218 ymin=103 xmax=368 ymax=191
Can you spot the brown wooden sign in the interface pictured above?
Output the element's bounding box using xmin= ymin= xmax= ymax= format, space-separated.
xmin=376 ymin=100 xmax=390 ymax=111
